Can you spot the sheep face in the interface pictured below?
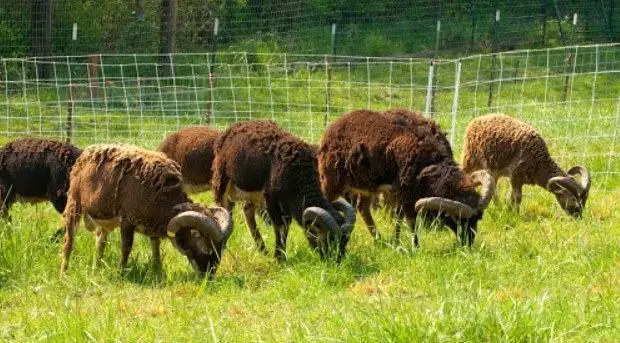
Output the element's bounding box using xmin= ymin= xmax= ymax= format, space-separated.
xmin=302 ymin=199 xmax=356 ymax=261
xmin=550 ymin=187 xmax=587 ymax=218
xmin=414 ymin=165 xmax=495 ymax=245
xmin=170 ymin=228 xmax=223 ymax=275
xmin=547 ymin=166 xmax=591 ymax=218
xmin=167 ymin=205 xmax=233 ymax=275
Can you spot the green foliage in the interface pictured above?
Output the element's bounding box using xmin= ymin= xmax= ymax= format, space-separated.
xmin=1 ymin=0 xmax=615 ymax=58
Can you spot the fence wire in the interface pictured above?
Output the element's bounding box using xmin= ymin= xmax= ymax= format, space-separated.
xmin=1 ymin=0 xmax=616 ymax=59
xmin=0 ymin=44 xmax=618 ymax=192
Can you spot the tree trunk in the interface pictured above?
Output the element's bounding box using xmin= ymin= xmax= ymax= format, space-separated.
xmin=135 ymin=0 xmax=145 ymax=21
xmin=30 ymin=0 xmax=53 ymax=78
xmin=160 ymin=0 xmax=177 ymax=75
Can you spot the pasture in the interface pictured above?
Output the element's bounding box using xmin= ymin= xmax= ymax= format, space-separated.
xmin=0 ymin=46 xmax=619 ymax=341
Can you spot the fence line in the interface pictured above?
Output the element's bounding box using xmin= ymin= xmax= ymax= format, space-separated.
xmin=0 ymin=44 xmax=618 ymax=192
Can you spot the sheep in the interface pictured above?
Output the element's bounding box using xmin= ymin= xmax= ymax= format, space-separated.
xmin=212 ymin=120 xmax=356 ymax=260
xmin=461 ymin=113 xmax=591 ymax=217
xmin=318 ymin=109 xmax=495 ymax=246
xmin=0 ymin=138 xmax=81 ymax=218
xmin=60 ymin=144 xmax=233 ymax=276
xmin=158 ymin=126 xmax=221 ymax=193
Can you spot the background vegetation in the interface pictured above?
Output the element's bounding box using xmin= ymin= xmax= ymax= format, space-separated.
xmin=0 ymin=0 xmax=617 ymax=58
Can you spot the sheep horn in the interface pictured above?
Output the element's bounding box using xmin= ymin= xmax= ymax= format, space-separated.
xmin=167 ymin=211 xmax=222 ymax=244
xmin=331 ymin=198 xmax=356 ymax=232
xmin=210 ymin=206 xmax=233 ymax=243
xmin=415 ymin=197 xmax=475 ymax=219
xmin=470 ymin=170 xmax=496 ymax=210
xmin=302 ymin=207 xmax=340 ymax=234
xmin=547 ymin=176 xmax=582 ymax=198
xmin=567 ymin=165 xmax=591 ymax=193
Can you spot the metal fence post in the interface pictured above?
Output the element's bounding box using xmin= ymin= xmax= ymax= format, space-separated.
xmin=450 ymin=61 xmax=462 ymax=145
xmin=424 ymin=61 xmax=435 ymax=117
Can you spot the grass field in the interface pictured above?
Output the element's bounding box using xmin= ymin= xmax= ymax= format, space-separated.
xmin=0 ymin=45 xmax=619 ymax=341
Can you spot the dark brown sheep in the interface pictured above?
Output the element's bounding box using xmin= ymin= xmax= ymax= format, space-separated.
xmin=0 ymin=138 xmax=81 ymax=217
xmin=158 ymin=126 xmax=221 ymax=193
xmin=318 ymin=109 xmax=495 ymax=246
xmin=461 ymin=113 xmax=591 ymax=217
xmin=61 ymin=144 xmax=232 ymax=276
xmin=212 ymin=120 xmax=355 ymax=260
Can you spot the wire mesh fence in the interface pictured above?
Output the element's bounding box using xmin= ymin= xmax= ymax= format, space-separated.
xmin=1 ymin=0 xmax=616 ymax=59
xmin=0 ymin=43 xmax=618 ymax=191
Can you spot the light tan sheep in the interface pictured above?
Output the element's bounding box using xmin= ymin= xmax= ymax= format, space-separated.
xmin=461 ymin=113 xmax=591 ymax=217
xmin=61 ymin=144 xmax=232 ymax=276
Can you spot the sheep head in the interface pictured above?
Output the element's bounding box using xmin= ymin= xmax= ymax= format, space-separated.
xmin=302 ymin=198 xmax=356 ymax=261
xmin=547 ymin=165 xmax=591 ymax=217
xmin=414 ymin=165 xmax=495 ymax=245
xmin=167 ymin=205 xmax=233 ymax=276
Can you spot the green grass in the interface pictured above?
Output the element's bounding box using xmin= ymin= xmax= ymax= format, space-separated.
xmin=0 ymin=189 xmax=618 ymax=341
xmin=0 ymin=46 xmax=619 ymax=341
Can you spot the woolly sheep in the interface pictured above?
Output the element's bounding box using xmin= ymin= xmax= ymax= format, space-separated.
xmin=158 ymin=126 xmax=220 ymax=193
xmin=318 ymin=109 xmax=495 ymax=246
xmin=461 ymin=113 xmax=591 ymax=217
xmin=0 ymin=138 xmax=81 ymax=217
xmin=61 ymin=144 xmax=232 ymax=276
xmin=212 ymin=120 xmax=355 ymax=260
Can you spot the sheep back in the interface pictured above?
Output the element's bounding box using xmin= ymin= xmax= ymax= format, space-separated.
xmin=66 ymin=144 xmax=188 ymax=233
xmin=319 ymin=109 xmax=453 ymax=201
xmin=158 ymin=126 xmax=220 ymax=187
xmin=461 ymin=113 xmax=564 ymax=185
xmin=0 ymin=138 xmax=81 ymax=212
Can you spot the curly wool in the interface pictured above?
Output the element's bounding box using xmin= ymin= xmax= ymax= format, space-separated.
xmin=461 ymin=113 xmax=565 ymax=186
xmin=158 ymin=126 xmax=221 ymax=187
xmin=318 ymin=109 xmax=455 ymax=202
xmin=0 ymin=137 xmax=81 ymax=213
xmin=73 ymin=144 xmax=183 ymax=193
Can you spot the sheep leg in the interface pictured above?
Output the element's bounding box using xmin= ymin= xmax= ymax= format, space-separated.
xmin=93 ymin=229 xmax=109 ymax=269
xmin=392 ymin=206 xmax=404 ymax=244
xmin=408 ymin=217 xmax=419 ymax=248
xmin=357 ymin=195 xmax=380 ymax=240
xmin=60 ymin=215 xmax=79 ymax=274
xmin=273 ymin=224 xmax=290 ymax=261
xmin=510 ymin=180 xmax=523 ymax=212
xmin=0 ymin=184 xmax=16 ymax=221
xmin=243 ymin=202 xmax=268 ymax=254
xmin=119 ymin=224 xmax=135 ymax=270
xmin=150 ymin=237 xmax=162 ymax=271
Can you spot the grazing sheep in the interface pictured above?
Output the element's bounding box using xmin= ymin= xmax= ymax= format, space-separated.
xmin=61 ymin=144 xmax=232 ymax=276
xmin=212 ymin=120 xmax=356 ymax=260
xmin=318 ymin=109 xmax=495 ymax=246
xmin=158 ymin=126 xmax=221 ymax=193
xmin=0 ymin=138 xmax=81 ymax=217
xmin=461 ymin=113 xmax=591 ymax=217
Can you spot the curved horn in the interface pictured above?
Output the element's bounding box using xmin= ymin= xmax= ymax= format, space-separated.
xmin=210 ymin=206 xmax=233 ymax=243
xmin=567 ymin=165 xmax=591 ymax=193
xmin=331 ymin=198 xmax=356 ymax=231
xmin=415 ymin=197 xmax=475 ymax=219
xmin=470 ymin=170 xmax=496 ymax=210
xmin=547 ymin=176 xmax=582 ymax=197
xmin=302 ymin=207 xmax=340 ymax=233
xmin=167 ymin=211 xmax=222 ymax=244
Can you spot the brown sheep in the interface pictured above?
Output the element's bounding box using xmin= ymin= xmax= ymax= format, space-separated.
xmin=461 ymin=113 xmax=591 ymax=217
xmin=0 ymin=138 xmax=81 ymax=217
xmin=212 ymin=120 xmax=356 ymax=261
xmin=61 ymin=144 xmax=232 ymax=276
xmin=158 ymin=126 xmax=221 ymax=193
xmin=318 ymin=109 xmax=495 ymax=246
